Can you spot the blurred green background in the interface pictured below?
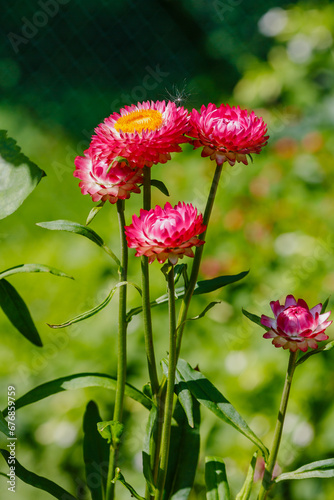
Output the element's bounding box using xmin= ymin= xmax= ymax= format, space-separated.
xmin=1 ymin=0 xmax=334 ymax=498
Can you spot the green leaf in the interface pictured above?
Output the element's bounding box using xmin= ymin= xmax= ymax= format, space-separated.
xmin=150 ymin=179 xmax=170 ymax=196
xmin=183 ymin=301 xmax=221 ymax=325
xmin=142 ymin=406 xmax=158 ymax=496
xmin=0 ymin=410 xmax=10 ymax=437
xmin=0 ymin=263 xmax=73 ymax=280
xmin=0 ymin=130 xmax=45 ymax=220
xmin=205 ymin=457 xmax=230 ymax=500
xmin=97 ymin=420 xmax=124 ymax=447
xmin=83 ymin=401 xmax=109 ymax=500
xmin=235 ymin=451 xmax=258 ymax=500
xmin=0 ymin=449 xmax=76 ymax=499
xmin=48 ymin=286 xmax=117 ymax=329
xmin=86 ymin=201 xmax=106 ymax=226
xmin=242 ymin=308 xmax=269 ymax=331
xmin=2 ymin=373 xmax=152 ymax=417
xmin=166 ymin=398 xmax=200 ymax=500
xmin=127 ymin=272 xmax=248 ymax=322
xmin=113 ymin=468 xmax=145 ymax=500
xmin=174 ymin=263 xmax=188 ymax=286
xmin=162 ymin=359 xmax=194 ymax=428
xmin=0 ymin=279 xmax=42 ymax=347
xmin=175 ymin=359 xmax=269 ymax=460
xmin=321 ymin=296 xmax=330 ymax=314
xmin=296 ymin=340 xmax=334 ymax=367
xmin=274 ymin=459 xmax=334 ymax=483
xmin=37 ymin=220 xmax=120 ymax=266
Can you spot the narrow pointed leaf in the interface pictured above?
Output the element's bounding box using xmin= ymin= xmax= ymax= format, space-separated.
xmin=162 ymin=359 xmax=194 ymax=428
xmin=235 ymin=451 xmax=258 ymax=500
xmin=0 ymin=411 xmax=10 ymax=437
xmin=2 ymin=373 xmax=152 ymax=417
xmin=205 ymin=457 xmax=230 ymax=500
xmin=48 ymin=286 xmax=117 ymax=329
xmin=321 ymin=296 xmax=330 ymax=314
xmin=150 ymin=179 xmax=170 ymax=196
xmin=0 ymin=263 xmax=73 ymax=280
xmin=184 ymin=301 xmax=221 ymax=324
xmin=163 ymin=398 xmax=200 ymax=500
xmin=274 ymin=459 xmax=334 ymax=483
xmin=37 ymin=220 xmax=120 ymax=266
xmin=0 ymin=279 xmax=42 ymax=346
xmin=175 ymin=359 xmax=268 ymax=459
xmin=142 ymin=406 xmax=158 ymax=495
xmin=0 ymin=449 xmax=76 ymax=499
xmin=127 ymin=272 xmax=247 ymax=322
xmin=0 ymin=130 xmax=45 ymax=220
xmin=174 ymin=263 xmax=188 ymax=286
xmin=113 ymin=468 xmax=145 ymax=500
xmin=296 ymin=340 xmax=334 ymax=367
xmin=242 ymin=308 xmax=269 ymax=331
xmin=86 ymin=201 xmax=106 ymax=226
xmin=83 ymin=401 xmax=109 ymax=500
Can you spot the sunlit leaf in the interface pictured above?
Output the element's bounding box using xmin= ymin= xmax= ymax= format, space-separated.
xmin=0 ymin=449 xmax=76 ymax=499
xmin=296 ymin=340 xmax=334 ymax=367
xmin=205 ymin=456 xmax=230 ymax=500
xmin=83 ymin=401 xmax=109 ymax=500
xmin=86 ymin=200 xmax=106 ymax=226
xmin=235 ymin=451 xmax=258 ymax=500
xmin=0 ymin=263 xmax=73 ymax=280
xmin=2 ymin=373 xmax=152 ymax=417
xmin=0 ymin=130 xmax=45 ymax=220
xmin=0 ymin=279 xmax=42 ymax=346
xmin=274 ymin=459 xmax=334 ymax=483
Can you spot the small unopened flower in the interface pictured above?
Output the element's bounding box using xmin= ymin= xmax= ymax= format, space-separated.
xmin=74 ymin=152 xmax=143 ymax=203
xmin=188 ymin=103 xmax=269 ymax=166
xmin=125 ymin=202 xmax=206 ymax=264
xmin=261 ymin=295 xmax=332 ymax=352
xmin=89 ymin=101 xmax=190 ymax=169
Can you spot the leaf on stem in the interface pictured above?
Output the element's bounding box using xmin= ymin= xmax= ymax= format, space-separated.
xmin=48 ymin=286 xmax=117 ymax=328
xmin=0 ymin=130 xmax=45 ymax=220
xmin=235 ymin=451 xmax=258 ymax=500
xmin=86 ymin=201 xmax=106 ymax=226
xmin=162 ymin=359 xmax=195 ymax=428
xmin=37 ymin=220 xmax=120 ymax=266
xmin=163 ymin=398 xmax=200 ymax=500
xmin=0 ymin=279 xmax=42 ymax=347
xmin=175 ymin=359 xmax=269 ymax=460
xmin=0 ymin=263 xmax=73 ymax=280
xmin=321 ymin=296 xmax=330 ymax=314
xmin=142 ymin=405 xmax=158 ymax=496
xmin=0 ymin=411 xmax=10 ymax=437
xmin=174 ymin=263 xmax=188 ymax=286
xmin=296 ymin=340 xmax=334 ymax=367
xmin=205 ymin=456 xmax=230 ymax=500
xmin=97 ymin=420 xmax=124 ymax=447
xmin=150 ymin=179 xmax=170 ymax=196
xmin=242 ymin=308 xmax=269 ymax=331
xmin=2 ymin=373 xmax=152 ymax=417
xmin=0 ymin=449 xmax=76 ymax=499
xmin=112 ymin=468 xmax=146 ymax=500
xmin=274 ymin=458 xmax=334 ymax=483
xmin=83 ymin=401 xmax=109 ymax=500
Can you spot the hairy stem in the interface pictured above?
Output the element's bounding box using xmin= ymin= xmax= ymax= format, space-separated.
xmin=258 ymin=350 xmax=298 ymax=500
xmin=106 ymin=199 xmax=128 ymax=500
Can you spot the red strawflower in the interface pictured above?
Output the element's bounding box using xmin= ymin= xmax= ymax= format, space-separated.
xmin=188 ymin=103 xmax=269 ymax=166
xmin=125 ymin=202 xmax=206 ymax=264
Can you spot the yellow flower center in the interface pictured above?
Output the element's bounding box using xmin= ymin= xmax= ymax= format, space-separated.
xmin=114 ymin=109 xmax=163 ymax=134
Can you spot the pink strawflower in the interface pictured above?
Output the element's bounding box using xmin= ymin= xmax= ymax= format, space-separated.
xmin=88 ymin=101 xmax=190 ymax=169
xmin=125 ymin=202 xmax=206 ymax=264
xmin=74 ymin=151 xmax=143 ymax=203
xmin=188 ymin=103 xmax=269 ymax=166
xmin=261 ymin=295 xmax=332 ymax=352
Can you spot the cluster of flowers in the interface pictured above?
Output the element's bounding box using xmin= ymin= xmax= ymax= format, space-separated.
xmin=74 ymin=100 xmax=268 ymax=262
xmin=74 ymin=100 xmax=332 ymax=351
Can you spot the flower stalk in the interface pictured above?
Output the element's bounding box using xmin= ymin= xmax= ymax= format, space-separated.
xmin=106 ymin=199 xmax=128 ymax=500
xmin=257 ymin=350 xmax=298 ymax=500
xmin=154 ymin=264 xmax=177 ymax=500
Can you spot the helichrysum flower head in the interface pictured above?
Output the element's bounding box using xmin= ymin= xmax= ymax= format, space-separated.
xmin=261 ymin=295 xmax=332 ymax=352
xmin=125 ymin=202 xmax=206 ymax=264
xmin=188 ymin=103 xmax=269 ymax=166
xmin=74 ymin=151 xmax=143 ymax=203
xmin=88 ymin=100 xmax=190 ymax=169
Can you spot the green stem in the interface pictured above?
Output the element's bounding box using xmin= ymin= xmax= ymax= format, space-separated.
xmin=154 ymin=265 xmax=177 ymax=500
xmin=176 ymin=162 xmax=223 ymax=358
xmin=258 ymin=350 xmax=298 ymax=500
xmin=141 ymin=166 xmax=159 ymax=396
xmin=106 ymin=199 xmax=128 ymax=500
